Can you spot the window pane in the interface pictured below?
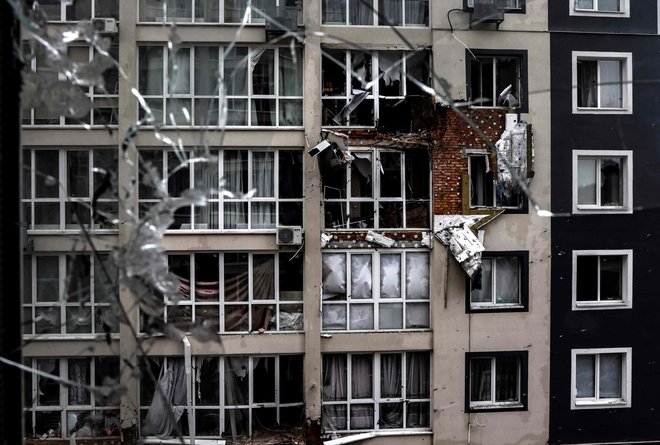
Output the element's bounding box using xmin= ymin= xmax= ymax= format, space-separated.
xmin=252 ymin=49 xmax=274 ymax=95
xmin=405 ymin=0 xmax=428 ymax=26
xmin=495 ymin=356 xmax=519 ymax=402
xmin=195 ymin=47 xmax=219 ymax=95
xmin=224 ymin=253 xmax=248 ymax=302
xmin=323 ymin=304 xmax=347 ymax=330
xmin=600 ymin=157 xmax=622 ymax=206
xmin=279 ymin=99 xmax=303 ymax=126
xmin=470 ymin=358 xmax=491 ymax=402
xmin=195 ymin=0 xmax=219 ymax=22
xmin=253 ymin=254 xmax=275 ymax=300
xmin=39 ymin=0 xmax=61 ymax=20
xmin=577 ymin=158 xmax=597 ymax=205
xmin=138 ymin=47 xmax=164 ymax=95
xmin=380 ymin=152 xmax=401 ymax=197
xmin=379 ymin=0 xmax=402 ymax=26
xmin=225 ymin=357 xmax=249 ymax=404
xmin=66 ymin=0 xmax=91 ymax=20
xmin=166 ymin=0 xmax=192 ymax=21
xmin=576 ymin=256 xmax=598 ymax=302
xmin=350 ymin=304 xmax=374 ymax=330
xmin=322 ymin=354 xmax=347 ymax=401
xmin=496 ymin=57 xmax=520 ymax=107
xmin=169 ymin=48 xmax=190 ymax=94
xmin=251 ymin=99 xmax=276 ymax=126
xmin=577 ymin=60 xmax=598 ymax=107
xmin=380 ymin=354 xmax=401 ymax=397
xmin=406 ymin=51 xmax=430 ymax=95
xmin=406 ymin=252 xmax=429 ymax=299
xmin=351 ymin=255 xmax=372 ymax=299
xmin=253 ymin=357 xmax=275 ymax=403
xmin=66 ymin=255 xmax=91 ymax=302
xmin=495 ymin=257 xmax=520 ymax=304
xmin=380 ymin=254 xmax=401 ymax=299
xmin=37 ymin=359 xmax=60 ymax=405
xmin=599 ymin=354 xmax=622 ymax=398
xmin=599 ymin=60 xmax=622 ymax=108
xmin=280 ymin=356 xmax=304 ymax=403
xmin=350 ymin=404 xmax=374 ymax=429
xmin=35 ymin=203 xmax=60 ymax=228
xmin=576 ymin=0 xmax=594 ymax=8
xmin=349 ymin=0 xmax=372 ymax=25
xmin=471 ymin=258 xmax=493 ymax=304
xmin=95 ymin=0 xmax=119 ymax=19
xmin=67 ymin=151 xmax=89 ymax=198
xmin=279 ymin=47 xmax=303 ymax=96
xmin=405 ymin=302 xmax=429 ymax=328
xmin=599 ymin=0 xmax=620 ymax=11
xmin=279 ymin=151 xmax=303 ymax=199
xmin=407 ymin=352 xmax=430 ymax=398
xmin=252 ymin=152 xmax=274 ymax=198
xmin=378 ymin=303 xmax=402 ymax=329
xmin=322 ymin=50 xmax=347 ymax=96
xmin=576 ymin=355 xmax=595 ymax=397
xmin=322 ymin=0 xmax=346 ymax=24
xmin=36 ymin=257 xmax=59 ymax=302
xmin=351 ymin=51 xmax=372 ymax=91
xmin=224 ymin=0 xmax=247 ymax=23
xmin=35 ymin=151 xmax=59 ymax=198
xmin=140 ymin=0 xmax=164 ymax=21
xmin=471 ymin=58 xmax=493 ymax=106
xmin=351 ymin=355 xmax=373 ymax=398
xmin=600 ymin=256 xmax=623 ymax=301
xmin=68 ymin=359 xmax=91 ymax=405
xmin=224 ymin=47 xmax=248 ymax=96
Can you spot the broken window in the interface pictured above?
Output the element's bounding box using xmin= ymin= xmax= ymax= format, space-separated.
xmin=138 ymin=45 xmax=303 ymax=127
xmin=23 ymin=148 xmax=118 ymax=230
xmin=22 ymin=42 xmax=119 ymax=126
xmin=23 ymin=357 xmax=120 ymax=439
xmin=467 ymin=352 xmax=527 ymax=411
xmin=139 ymin=355 xmax=304 ymax=438
xmin=468 ymin=153 xmax=525 ymax=209
xmin=573 ymin=52 xmax=632 ymax=112
xmin=574 ymin=250 xmax=631 ymax=309
xmin=22 ymin=254 xmax=119 ymax=335
xmin=322 ymin=49 xmax=430 ymax=126
xmin=322 ymin=251 xmax=429 ymax=331
xmin=572 ymin=348 xmax=631 ymax=408
xmin=574 ymin=151 xmax=631 ymax=213
xmin=138 ymin=148 xmax=303 ymax=230
xmin=321 ymin=352 xmax=430 ymax=431
xmin=470 ymin=252 xmax=527 ymax=310
xmin=322 ymin=0 xmax=428 ymax=26
xmin=141 ymin=252 xmax=303 ymax=333
xmin=468 ymin=51 xmax=525 ymax=109
xmin=323 ymin=148 xmax=430 ymax=229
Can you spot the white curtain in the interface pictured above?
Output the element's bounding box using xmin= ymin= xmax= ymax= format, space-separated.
xmin=406 ymin=352 xmax=430 ymax=427
xmin=404 ymin=0 xmax=428 ymax=25
xmin=351 ymin=355 xmax=372 ymax=398
xmin=351 ymin=255 xmax=372 ymax=299
xmin=322 ymin=355 xmax=347 ymax=430
xmin=405 ymin=252 xmax=429 ymax=299
xmin=378 ymin=0 xmax=402 ymax=26
xmin=143 ymin=358 xmax=188 ymax=437
xmin=349 ymin=0 xmax=372 ymax=25
xmin=379 ymin=51 xmax=403 ymax=90
xmin=380 ymin=254 xmax=401 ymax=298
xmin=252 ymin=152 xmax=275 ymax=229
xmin=322 ymin=253 xmax=347 ymax=299
xmin=495 ymin=257 xmax=520 ymax=304
xmin=224 ymin=151 xmax=247 ymax=229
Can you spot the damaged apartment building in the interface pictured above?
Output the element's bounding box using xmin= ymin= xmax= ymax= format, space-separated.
xmin=20 ymin=0 xmax=550 ymax=444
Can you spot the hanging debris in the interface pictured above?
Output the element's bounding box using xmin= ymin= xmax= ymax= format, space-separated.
xmin=433 ymin=215 xmax=487 ymax=277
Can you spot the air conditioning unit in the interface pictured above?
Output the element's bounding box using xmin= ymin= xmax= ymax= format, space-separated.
xmin=276 ymin=226 xmax=303 ymax=245
xmin=472 ymin=0 xmax=505 ymax=25
xmin=91 ymin=18 xmax=118 ymax=34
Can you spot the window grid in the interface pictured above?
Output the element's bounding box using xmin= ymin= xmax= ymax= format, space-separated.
xmin=321 ymin=352 xmax=431 ymax=432
xmin=142 ymin=252 xmax=303 ymax=334
xmin=321 ymin=50 xmax=431 ymax=127
xmin=36 ymin=0 xmax=119 ymax=21
xmin=22 ymin=254 xmax=118 ymax=336
xmin=138 ymin=45 xmax=303 ymax=128
xmin=572 ymin=250 xmax=632 ymax=310
xmin=137 ymin=0 xmax=300 ymax=24
xmin=469 ymin=357 xmax=521 ymax=408
xmin=470 ymin=257 xmax=522 ymax=308
xmin=572 ymin=52 xmax=632 ymax=114
xmin=573 ymin=150 xmax=632 ymax=214
xmin=469 ymin=55 xmax=523 ymax=109
xmin=321 ymin=251 xmax=430 ymax=332
xmin=23 ymin=149 xmax=118 ymax=231
xmin=24 ymin=357 xmax=120 ymax=439
xmin=138 ymin=149 xmax=303 ymax=231
xmin=322 ymin=0 xmax=429 ymax=27
xmin=571 ymin=348 xmax=632 ymax=409
xmin=139 ymin=355 xmax=304 ymax=438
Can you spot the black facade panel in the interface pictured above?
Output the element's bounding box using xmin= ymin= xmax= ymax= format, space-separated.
xmin=550 ymin=31 xmax=660 ymax=444
xmin=549 ymin=1 xmax=657 ymax=34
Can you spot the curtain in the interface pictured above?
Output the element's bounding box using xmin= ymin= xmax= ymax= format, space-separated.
xmin=322 ymin=0 xmax=346 ymax=23
xmin=322 ymin=355 xmax=347 ymax=430
xmin=406 ymin=352 xmax=429 ymax=427
xmin=143 ymin=358 xmax=188 ymax=437
xmin=225 ymin=357 xmax=252 ymax=437
xmin=379 ymin=0 xmax=402 ymax=26
xmin=351 ymin=355 xmax=372 ymax=398
xmin=349 ymin=0 xmax=372 ymax=25
xmin=379 ymin=51 xmax=403 ymax=94
xmin=380 ymin=254 xmax=401 ymax=298
xmin=495 ymin=257 xmax=520 ymax=304
xmin=470 ymin=358 xmax=491 ymax=402
xmin=252 ymin=152 xmax=275 ymax=228
xmin=405 ymin=252 xmax=429 ymax=299
xmin=68 ymin=359 xmax=90 ymax=405
xmin=404 ymin=0 xmax=428 ymax=25
xmin=350 ymin=255 xmax=372 ymax=299
xmin=495 ymin=357 xmax=519 ymax=402
xmin=379 ymin=354 xmax=402 ymax=427
xmin=195 ymin=0 xmax=219 ymax=22
xmin=224 ymin=151 xmax=247 ymax=229
xmin=322 ymin=253 xmax=347 ymax=299
xmin=577 ymin=60 xmax=597 ymax=107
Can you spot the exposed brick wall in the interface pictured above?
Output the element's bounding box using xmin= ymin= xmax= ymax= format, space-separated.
xmin=432 ymin=108 xmax=506 ymax=215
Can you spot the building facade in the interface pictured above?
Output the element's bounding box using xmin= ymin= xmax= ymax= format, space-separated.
xmin=21 ymin=1 xmax=550 ymax=444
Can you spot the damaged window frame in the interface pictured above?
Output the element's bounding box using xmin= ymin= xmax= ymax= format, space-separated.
xmin=321 ymin=49 xmax=431 ymax=127
xmin=322 ymin=148 xmax=431 ymax=229
xmin=138 ymin=45 xmax=304 ymax=128
xmin=466 ymin=49 xmax=528 ymax=113
xmin=321 ymin=351 xmax=432 ymax=432
xmin=141 ymin=251 xmax=304 ymax=333
xmin=22 ymin=42 xmax=120 ymax=127
xmin=570 ymin=0 xmax=629 ymax=17
xmin=22 ymin=253 xmax=119 ymax=337
xmin=571 ymin=348 xmax=632 ymax=409
xmin=464 ymin=0 xmax=526 ymax=13
xmin=24 ymin=357 xmax=121 ymax=439
xmin=139 ymin=148 xmax=304 ymax=230
xmin=467 ymin=251 xmax=528 ymax=313
xmin=572 ymin=249 xmax=632 ymax=310
xmin=572 ymin=150 xmax=632 ymax=214
xmin=466 ymin=351 xmax=528 ymax=412
xmin=321 ymin=0 xmax=429 ymax=26
xmin=139 ymin=354 xmax=305 ymax=439
xmin=321 ymin=250 xmax=430 ymax=331
xmin=35 ymin=0 xmax=120 ymax=21
xmin=572 ymin=51 xmax=633 ymax=114
xmin=465 ymin=151 xmax=528 ymax=213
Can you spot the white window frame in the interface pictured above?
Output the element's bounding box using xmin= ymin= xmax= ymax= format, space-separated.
xmin=572 ymin=150 xmax=633 ymax=214
xmin=321 ymin=352 xmax=432 ymax=432
xmin=137 ymin=0 xmax=298 ymax=24
xmin=321 ymin=0 xmax=429 ymax=27
xmin=321 ymin=250 xmax=430 ymax=332
xmin=571 ymin=347 xmax=632 ymax=409
xmin=37 ymin=0 xmax=119 ymax=22
xmin=572 ymin=249 xmax=633 ymax=310
xmin=570 ymin=0 xmax=630 ymax=17
xmin=468 ymin=354 xmax=525 ymax=410
xmin=24 ymin=357 xmax=120 ymax=439
xmin=572 ymin=51 xmax=633 ymax=114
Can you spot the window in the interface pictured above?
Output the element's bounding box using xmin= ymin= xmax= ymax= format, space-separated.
xmin=36 ymin=0 xmax=119 ymax=21
xmin=468 ymin=153 xmax=525 ymax=209
xmin=571 ymin=348 xmax=632 ymax=409
xmin=322 ymin=352 xmax=431 ymax=431
xmin=138 ymin=0 xmax=301 ymax=24
xmin=573 ymin=250 xmax=632 ymax=310
xmin=466 ymin=351 xmax=528 ymax=411
xmin=573 ymin=150 xmax=632 ymax=214
xmin=139 ymin=355 xmax=304 ymax=438
xmin=22 ymin=148 xmax=118 ymax=231
xmin=465 ymin=0 xmax=525 ymax=12
xmin=322 ymin=0 xmax=429 ymax=26
xmin=573 ymin=52 xmax=632 ymax=114
xmin=140 ymin=252 xmax=303 ymax=333
xmin=570 ymin=0 xmax=629 ymax=17
xmin=22 ymin=254 xmax=119 ymax=336
xmin=22 ymin=43 xmax=119 ymax=126
xmin=467 ymin=50 xmax=527 ymax=111
xmin=138 ymin=45 xmax=303 ymax=127
xmin=322 ymin=49 xmax=431 ymax=127
xmin=321 ymin=251 xmax=429 ymax=331
xmin=322 ymin=148 xmax=430 ymax=229
xmin=139 ymin=149 xmax=303 ymax=230
xmin=24 ymin=357 xmax=120 ymax=439
xmin=468 ymin=251 xmax=528 ymax=312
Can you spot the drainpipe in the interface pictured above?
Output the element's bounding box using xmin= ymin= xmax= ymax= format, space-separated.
xmin=182 ymin=336 xmax=195 ymax=445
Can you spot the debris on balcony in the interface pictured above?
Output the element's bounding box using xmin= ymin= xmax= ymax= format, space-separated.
xmin=494 ymin=114 xmax=534 ymax=208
